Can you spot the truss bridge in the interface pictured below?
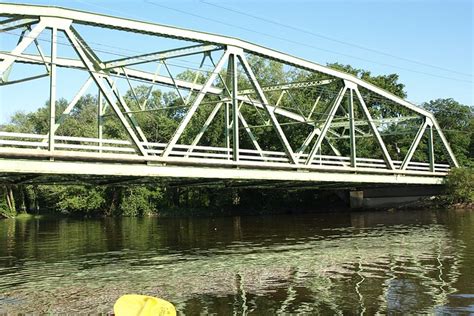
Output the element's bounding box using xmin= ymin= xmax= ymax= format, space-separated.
xmin=0 ymin=3 xmax=459 ymax=186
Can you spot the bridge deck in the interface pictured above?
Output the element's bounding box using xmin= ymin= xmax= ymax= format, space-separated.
xmin=0 ymin=132 xmax=446 ymax=185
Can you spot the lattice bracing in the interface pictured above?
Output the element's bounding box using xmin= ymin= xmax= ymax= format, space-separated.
xmin=0 ymin=3 xmax=459 ymax=185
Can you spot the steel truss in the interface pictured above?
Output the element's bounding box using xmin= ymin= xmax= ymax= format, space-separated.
xmin=0 ymin=3 xmax=459 ymax=185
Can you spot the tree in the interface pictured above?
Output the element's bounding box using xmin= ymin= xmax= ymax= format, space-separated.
xmin=444 ymin=168 xmax=474 ymax=204
xmin=327 ymin=63 xmax=407 ymax=98
xmin=422 ymin=98 xmax=473 ymax=166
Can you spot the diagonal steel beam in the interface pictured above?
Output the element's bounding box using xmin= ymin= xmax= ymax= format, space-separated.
xmin=0 ymin=17 xmax=38 ymax=32
xmin=2 ymin=28 xmax=26 ymax=82
xmin=122 ymin=67 xmax=142 ymax=108
xmin=0 ymin=20 xmax=46 ymax=76
xmin=161 ymin=50 xmax=230 ymax=158
xmin=103 ymin=44 xmax=221 ymax=69
xmin=0 ymin=73 xmax=48 ymax=85
xmin=401 ymin=119 xmax=428 ymax=170
xmin=162 ymin=60 xmax=187 ymax=105
xmin=209 ymin=53 xmax=232 ymax=97
xmin=103 ymin=76 xmax=150 ymax=145
xmin=141 ymin=62 xmax=162 ymax=110
xmin=297 ymin=127 xmax=348 ymax=165
xmin=64 ymin=27 xmax=147 ymax=156
xmin=185 ymin=101 xmax=223 ymax=157
xmin=28 ymin=24 xmax=51 ymax=74
xmin=43 ymin=77 xmax=93 ymax=141
xmin=275 ymin=90 xmax=286 ymax=108
xmin=67 ymin=25 xmax=150 ymax=145
xmin=0 ymin=17 xmax=22 ymax=25
xmin=185 ymin=54 xmax=207 ymax=106
xmin=238 ymin=95 xmax=343 ymax=159
xmin=238 ymin=111 xmax=264 ymax=157
xmin=296 ymin=128 xmax=319 ymax=157
xmin=354 ymin=87 xmax=395 ymax=170
xmin=305 ymin=86 xmax=346 ymax=165
xmin=238 ymin=53 xmax=297 ymax=164
xmin=307 ymin=94 xmax=322 ymax=120
xmin=69 ymin=26 xmax=103 ymax=68
xmin=432 ymin=120 xmax=459 ymax=167
xmin=286 ymin=90 xmax=307 ymax=119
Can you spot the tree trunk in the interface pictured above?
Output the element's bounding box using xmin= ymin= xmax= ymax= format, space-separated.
xmin=5 ymin=185 xmax=16 ymax=216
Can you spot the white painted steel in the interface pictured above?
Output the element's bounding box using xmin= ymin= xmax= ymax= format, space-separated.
xmin=0 ymin=3 xmax=460 ymax=185
xmin=0 ymin=158 xmax=444 ymax=185
xmin=0 ymin=3 xmax=447 ymax=120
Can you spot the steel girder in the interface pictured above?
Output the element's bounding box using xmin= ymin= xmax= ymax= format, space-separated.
xmin=0 ymin=3 xmax=459 ymax=185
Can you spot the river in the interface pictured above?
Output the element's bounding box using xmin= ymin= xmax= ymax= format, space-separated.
xmin=0 ymin=209 xmax=473 ymax=314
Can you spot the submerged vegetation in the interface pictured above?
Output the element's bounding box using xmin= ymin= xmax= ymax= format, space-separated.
xmin=0 ymin=60 xmax=473 ymax=218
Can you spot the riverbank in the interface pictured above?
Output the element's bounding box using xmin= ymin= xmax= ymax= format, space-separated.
xmin=1 ymin=167 xmax=472 ymax=219
xmin=2 ymin=199 xmax=473 ymax=220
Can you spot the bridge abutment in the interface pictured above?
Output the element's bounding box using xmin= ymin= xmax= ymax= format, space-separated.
xmin=349 ymin=186 xmax=444 ymax=209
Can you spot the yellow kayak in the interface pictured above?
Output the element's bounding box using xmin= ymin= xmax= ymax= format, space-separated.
xmin=114 ymin=294 xmax=176 ymax=316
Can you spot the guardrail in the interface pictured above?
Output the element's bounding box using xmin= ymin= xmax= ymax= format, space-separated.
xmin=0 ymin=131 xmax=451 ymax=175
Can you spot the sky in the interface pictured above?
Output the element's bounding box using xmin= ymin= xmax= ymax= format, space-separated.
xmin=0 ymin=0 xmax=473 ymax=122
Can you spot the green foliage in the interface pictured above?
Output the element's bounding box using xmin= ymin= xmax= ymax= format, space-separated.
xmin=0 ymin=200 xmax=15 ymax=218
xmin=422 ymin=98 xmax=473 ymax=167
xmin=53 ymin=186 xmax=107 ymax=215
xmin=328 ymin=63 xmax=407 ymax=98
xmin=118 ymin=186 xmax=163 ymax=216
xmin=0 ymin=186 xmax=17 ymax=218
xmin=444 ymin=168 xmax=474 ymax=204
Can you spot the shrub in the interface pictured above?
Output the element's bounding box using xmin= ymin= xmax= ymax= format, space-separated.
xmin=444 ymin=168 xmax=474 ymax=204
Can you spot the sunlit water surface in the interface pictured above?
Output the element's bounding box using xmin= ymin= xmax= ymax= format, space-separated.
xmin=0 ymin=209 xmax=473 ymax=314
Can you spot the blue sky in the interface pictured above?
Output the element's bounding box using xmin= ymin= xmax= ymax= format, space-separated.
xmin=0 ymin=0 xmax=472 ymax=122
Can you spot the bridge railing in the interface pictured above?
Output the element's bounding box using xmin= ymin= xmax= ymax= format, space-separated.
xmin=0 ymin=131 xmax=451 ymax=175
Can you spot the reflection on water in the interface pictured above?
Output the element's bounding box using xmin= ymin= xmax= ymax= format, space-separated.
xmin=0 ymin=210 xmax=473 ymax=314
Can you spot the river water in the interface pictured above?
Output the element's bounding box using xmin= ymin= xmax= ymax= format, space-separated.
xmin=0 ymin=209 xmax=473 ymax=314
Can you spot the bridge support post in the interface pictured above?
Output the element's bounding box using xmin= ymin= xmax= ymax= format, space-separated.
xmin=229 ymin=54 xmax=239 ymax=161
xmin=348 ymin=89 xmax=357 ymax=167
xmin=351 ymin=186 xmax=444 ymax=208
xmin=350 ymin=191 xmax=364 ymax=209
xmin=428 ymin=123 xmax=435 ymax=172
xmin=98 ymin=89 xmax=103 ymax=153
xmin=48 ymin=26 xmax=57 ymax=153
xmin=225 ymin=102 xmax=230 ymax=159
